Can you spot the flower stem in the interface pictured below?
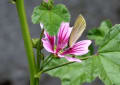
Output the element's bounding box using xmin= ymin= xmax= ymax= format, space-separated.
xmin=43 ymin=54 xmax=53 ymax=67
xmin=16 ymin=0 xmax=37 ymax=85
xmin=42 ymin=56 xmax=90 ymax=73
xmin=35 ymin=62 xmax=74 ymax=78
xmin=35 ymin=56 xmax=91 ymax=78
xmin=43 ymin=62 xmax=74 ymax=72
xmin=37 ymin=29 xmax=44 ymax=71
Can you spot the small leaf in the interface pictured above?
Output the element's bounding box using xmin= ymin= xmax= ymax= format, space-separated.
xmin=32 ymin=38 xmax=39 ymax=48
xmin=32 ymin=4 xmax=70 ymax=35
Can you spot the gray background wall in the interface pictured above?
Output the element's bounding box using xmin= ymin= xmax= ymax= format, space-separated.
xmin=0 ymin=0 xmax=120 ymax=85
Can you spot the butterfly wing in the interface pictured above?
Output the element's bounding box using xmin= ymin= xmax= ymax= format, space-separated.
xmin=69 ymin=15 xmax=86 ymax=47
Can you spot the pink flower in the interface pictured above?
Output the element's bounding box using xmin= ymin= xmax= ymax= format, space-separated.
xmin=42 ymin=22 xmax=91 ymax=62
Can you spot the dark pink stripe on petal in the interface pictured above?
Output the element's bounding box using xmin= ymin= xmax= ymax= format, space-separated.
xmin=56 ymin=22 xmax=72 ymax=53
xmin=42 ymin=31 xmax=55 ymax=53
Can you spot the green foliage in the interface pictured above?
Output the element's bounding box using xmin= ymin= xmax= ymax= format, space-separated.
xmin=87 ymin=20 xmax=112 ymax=46
xmin=32 ymin=3 xmax=70 ymax=35
xmin=46 ymin=57 xmax=99 ymax=85
xmin=97 ymin=24 xmax=120 ymax=85
xmin=32 ymin=38 xmax=39 ymax=48
xmin=45 ymin=22 xmax=120 ymax=85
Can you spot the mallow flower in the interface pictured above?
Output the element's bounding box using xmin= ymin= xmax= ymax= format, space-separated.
xmin=41 ymin=22 xmax=91 ymax=62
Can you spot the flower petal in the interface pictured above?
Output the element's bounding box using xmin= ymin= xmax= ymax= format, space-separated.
xmin=42 ymin=31 xmax=55 ymax=53
xmin=65 ymin=56 xmax=82 ymax=62
xmin=57 ymin=54 xmax=65 ymax=58
xmin=56 ymin=22 xmax=72 ymax=53
xmin=58 ymin=54 xmax=82 ymax=62
xmin=40 ymin=23 xmax=44 ymax=29
xmin=58 ymin=54 xmax=81 ymax=62
xmin=61 ymin=40 xmax=92 ymax=55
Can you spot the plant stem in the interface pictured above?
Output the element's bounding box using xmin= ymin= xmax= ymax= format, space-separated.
xmin=35 ymin=29 xmax=44 ymax=85
xmin=80 ymin=56 xmax=90 ymax=60
xmin=43 ymin=62 xmax=74 ymax=72
xmin=16 ymin=0 xmax=37 ymax=85
xmin=35 ymin=56 xmax=90 ymax=78
xmin=43 ymin=54 xmax=53 ymax=67
xmin=35 ymin=62 xmax=74 ymax=78
xmin=42 ymin=56 xmax=90 ymax=72
xmin=37 ymin=29 xmax=44 ymax=71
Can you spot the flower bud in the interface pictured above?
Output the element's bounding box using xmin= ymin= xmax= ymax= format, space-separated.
xmin=44 ymin=0 xmax=48 ymax=3
xmin=40 ymin=23 xmax=44 ymax=29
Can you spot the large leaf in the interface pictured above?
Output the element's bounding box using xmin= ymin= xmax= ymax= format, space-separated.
xmin=46 ymin=57 xmax=99 ymax=85
xmin=45 ymin=24 xmax=120 ymax=85
xmin=32 ymin=4 xmax=70 ymax=35
xmin=98 ymin=24 xmax=120 ymax=85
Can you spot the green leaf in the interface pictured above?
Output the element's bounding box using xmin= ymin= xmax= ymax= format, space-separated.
xmin=90 ymin=24 xmax=120 ymax=85
xmin=87 ymin=20 xmax=112 ymax=46
xmin=45 ymin=24 xmax=120 ymax=85
xmin=46 ymin=57 xmax=99 ymax=85
xmin=98 ymin=24 xmax=120 ymax=85
xmin=32 ymin=4 xmax=70 ymax=35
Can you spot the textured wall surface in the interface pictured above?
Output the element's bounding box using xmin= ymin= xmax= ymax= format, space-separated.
xmin=0 ymin=0 xmax=120 ymax=85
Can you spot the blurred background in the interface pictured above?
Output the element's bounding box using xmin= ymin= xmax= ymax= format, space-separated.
xmin=0 ymin=0 xmax=120 ymax=85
